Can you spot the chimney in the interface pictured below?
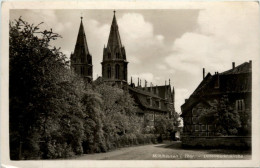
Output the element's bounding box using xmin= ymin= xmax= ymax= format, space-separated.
xmin=138 ymin=77 xmax=139 ymax=87
xmin=169 ymin=79 xmax=171 ymax=85
xmin=232 ymin=62 xmax=235 ymax=69
xmin=203 ymin=68 xmax=205 ymax=79
xmin=131 ymin=76 xmax=133 ymax=85
xmin=145 ymin=80 xmax=147 ymax=90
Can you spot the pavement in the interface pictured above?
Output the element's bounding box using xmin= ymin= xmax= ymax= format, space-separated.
xmin=71 ymin=141 xmax=251 ymax=160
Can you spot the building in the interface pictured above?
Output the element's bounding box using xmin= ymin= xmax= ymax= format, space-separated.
xmin=128 ymin=79 xmax=175 ymax=129
xmin=181 ymin=61 xmax=252 ymax=137
xmin=71 ymin=11 xmax=176 ymax=129
xmin=101 ymin=11 xmax=128 ymax=85
xmin=70 ymin=16 xmax=93 ymax=82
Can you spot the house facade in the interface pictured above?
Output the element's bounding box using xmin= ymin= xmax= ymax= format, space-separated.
xmin=181 ymin=61 xmax=252 ymax=137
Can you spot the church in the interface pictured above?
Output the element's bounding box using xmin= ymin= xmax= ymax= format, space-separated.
xmin=70 ymin=11 xmax=175 ymax=129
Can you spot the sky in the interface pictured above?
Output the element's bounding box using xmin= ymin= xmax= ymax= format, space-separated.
xmin=10 ymin=2 xmax=260 ymax=113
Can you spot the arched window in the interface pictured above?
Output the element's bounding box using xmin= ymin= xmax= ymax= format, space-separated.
xmin=88 ymin=67 xmax=92 ymax=76
xmin=123 ymin=68 xmax=126 ymax=80
xmin=115 ymin=64 xmax=120 ymax=79
xmin=81 ymin=66 xmax=84 ymax=75
xmin=116 ymin=53 xmax=120 ymax=59
xmin=107 ymin=65 xmax=111 ymax=79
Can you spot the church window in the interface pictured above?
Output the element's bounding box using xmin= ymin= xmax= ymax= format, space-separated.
xmin=116 ymin=52 xmax=120 ymax=59
xmin=123 ymin=68 xmax=126 ymax=80
xmin=80 ymin=66 xmax=84 ymax=75
xmin=115 ymin=64 xmax=120 ymax=79
xmin=107 ymin=65 xmax=111 ymax=78
xmin=88 ymin=67 xmax=92 ymax=76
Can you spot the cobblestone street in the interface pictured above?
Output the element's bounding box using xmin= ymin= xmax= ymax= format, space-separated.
xmin=72 ymin=141 xmax=251 ymax=160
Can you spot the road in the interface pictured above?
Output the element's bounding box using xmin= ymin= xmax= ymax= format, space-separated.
xmin=72 ymin=141 xmax=251 ymax=160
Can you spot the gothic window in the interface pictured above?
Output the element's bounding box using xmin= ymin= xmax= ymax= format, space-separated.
xmin=108 ymin=53 xmax=111 ymax=59
xmin=236 ymin=99 xmax=245 ymax=111
xmin=107 ymin=65 xmax=111 ymax=78
xmin=80 ymin=66 xmax=84 ymax=75
xmin=88 ymin=67 xmax=92 ymax=76
xmin=116 ymin=52 xmax=120 ymax=59
xmin=115 ymin=64 xmax=120 ymax=79
xmin=123 ymin=68 xmax=126 ymax=80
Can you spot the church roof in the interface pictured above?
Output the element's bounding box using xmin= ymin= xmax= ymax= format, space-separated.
xmin=107 ymin=11 xmax=123 ymax=52
xmin=73 ymin=17 xmax=90 ymax=57
xmin=128 ymin=87 xmax=169 ymax=113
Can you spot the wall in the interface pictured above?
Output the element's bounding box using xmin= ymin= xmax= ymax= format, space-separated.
xmin=182 ymin=136 xmax=251 ymax=149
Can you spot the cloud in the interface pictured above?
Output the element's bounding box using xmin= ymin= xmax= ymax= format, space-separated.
xmin=131 ymin=72 xmax=162 ymax=86
xmin=156 ymin=64 xmax=167 ymax=70
xmin=165 ymin=4 xmax=259 ymax=77
xmin=118 ymin=13 xmax=165 ymax=61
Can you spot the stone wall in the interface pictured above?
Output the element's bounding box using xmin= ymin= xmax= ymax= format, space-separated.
xmin=182 ymin=136 xmax=251 ymax=149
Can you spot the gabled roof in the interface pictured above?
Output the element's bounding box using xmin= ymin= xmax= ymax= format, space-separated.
xmin=221 ymin=62 xmax=251 ymax=75
xmin=181 ymin=61 xmax=252 ymax=113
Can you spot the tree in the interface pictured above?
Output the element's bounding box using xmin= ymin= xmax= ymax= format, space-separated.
xmin=154 ymin=115 xmax=178 ymax=142
xmin=198 ymin=95 xmax=241 ymax=135
xmin=9 ymin=18 xmax=85 ymax=159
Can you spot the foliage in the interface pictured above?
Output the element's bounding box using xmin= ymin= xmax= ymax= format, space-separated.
xmin=9 ymin=18 xmax=85 ymax=159
xmin=198 ymin=95 xmax=241 ymax=135
xmin=154 ymin=115 xmax=179 ymax=142
xmin=9 ymin=18 xmax=173 ymax=159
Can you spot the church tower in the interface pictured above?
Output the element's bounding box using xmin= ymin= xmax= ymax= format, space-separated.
xmin=70 ymin=16 xmax=93 ymax=82
xmin=101 ymin=11 xmax=128 ymax=84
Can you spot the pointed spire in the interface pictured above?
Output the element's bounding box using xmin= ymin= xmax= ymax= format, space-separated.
xmin=74 ymin=16 xmax=90 ymax=55
xmin=107 ymin=10 xmax=122 ymax=51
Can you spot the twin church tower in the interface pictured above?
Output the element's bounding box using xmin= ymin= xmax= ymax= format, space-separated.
xmin=70 ymin=11 xmax=128 ymax=84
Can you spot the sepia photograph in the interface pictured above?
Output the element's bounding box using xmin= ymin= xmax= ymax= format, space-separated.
xmin=1 ymin=1 xmax=260 ymax=168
